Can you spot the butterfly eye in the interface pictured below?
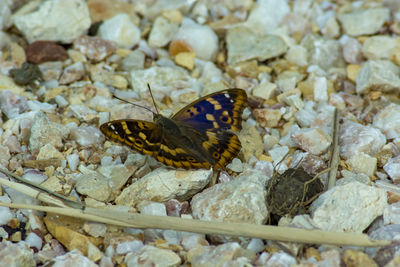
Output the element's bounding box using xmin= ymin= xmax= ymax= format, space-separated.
xmin=212 ymin=151 xmax=220 ymax=159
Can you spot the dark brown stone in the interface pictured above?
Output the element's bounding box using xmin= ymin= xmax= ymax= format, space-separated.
xmin=26 ymin=41 xmax=68 ymax=64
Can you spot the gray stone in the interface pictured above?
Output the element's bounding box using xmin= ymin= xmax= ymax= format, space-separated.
xmin=338 ymin=8 xmax=390 ymax=36
xmin=226 ymin=26 xmax=287 ymax=64
xmin=12 ymin=0 xmax=90 ymax=43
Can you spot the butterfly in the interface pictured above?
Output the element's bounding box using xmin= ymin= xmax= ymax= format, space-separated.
xmin=100 ymin=88 xmax=247 ymax=170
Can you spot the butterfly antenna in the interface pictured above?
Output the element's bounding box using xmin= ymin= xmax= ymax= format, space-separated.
xmin=147 ymin=83 xmax=159 ymax=114
xmin=111 ymin=94 xmax=156 ymax=115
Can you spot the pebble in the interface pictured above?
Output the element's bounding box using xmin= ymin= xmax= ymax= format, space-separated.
xmin=373 ymin=103 xmax=400 ymax=139
xmin=311 ymin=182 xmax=387 ymax=232
xmin=0 ymin=195 xmax=14 ymax=225
xmin=362 ymin=36 xmax=400 ymax=60
xmin=125 ymin=245 xmax=181 ymax=267
xmin=115 ymin=168 xmax=212 ymax=206
xmin=97 ymin=164 xmax=135 ymax=193
xmin=59 ymin=62 xmax=85 ymax=85
xmin=98 ymin=13 xmax=140 ymax=49
xmin=148 ymin=16 xmax=179 ymax=48
xmin=37 ymin=143 xmax=64 ymax=160
xmin=291 ymin=127 xmax=332 ymax=155
xmin=356 ymin=60 xmax=400 ymax=94
xmin=51 ymin=249 xmax=97 ymax=267
xmin=173 ymin=18 xmax=218 ymax=61
xmin=338 ymin=8 xmax=390 ymax=36
xmin=0 ymin=241 xmax=35 ymax=267
xmin=69 ymin=125 xmax=105 ymax=146
xmin=28 ymin=112 xmax=66 ymax=152
xmin=191 ymin=171 xmax=268 ymax=241
xmin=346 ymin=152 xmax=377 ymax=177
xmin=383 ymin=156 xmax=400 ymax=183
xmin=12 ymin=0 xmax=90 ymax=43
xmin=73 ymin=35 xmax=117 ymax=62
xmin=188 ymin=242 xmax=256 ymax=266
xmin=75 ymin=169 xmax=112 ymax=202
xmin=25 ymin=232 xmax=43 ymax=251
xmin=26 ymin=41 xmax=68 ymax=64
xmin=226 ymin=26 xmax=287 ymax=64
xmin=339 ymin=120 xmax=386 ymax=159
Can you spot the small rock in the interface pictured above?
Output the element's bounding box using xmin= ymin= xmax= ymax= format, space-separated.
xmin=9 ymin=62 xmax=43 ymax=86
xmin=125 ymin=245 xmax=181 ymax=267
xmin=291 ymin=127 xmax=332 ymax=156
xmin=253 ymin=108 xmax=282 ymax=128
xmin=338 ymin=8 xmax=390 ymax=36
xmin=67 ymin=154 xmax=80 ymax=172
xmin=285 ymin=45 xmax=308 ymax=67
xmin=362 ymin=36 xmax=400 ymax=60
xmin=339 ymin=120 xmax=386 ymax=159
xmin=346 ymin=152 xmax=377 ymax=177
xmin=174 ymin=52 xmax=195 ymax=70
xmin=70 ymin=125 xmax=105 ymax=146
xmin=188 ymin=242 xmax=256 ymax=267
xmin=115 ymin=168 xmax=212 ymax=206
xmin=383 ymin=156 xmax=400 ymax=183
xmin=384 ymin=202 xmax=400 ymax=225
xmin=373 ymin=103 xmax=400 ymax=139
xmin=37 ymin=143 xmax=64 ymax=160
xmin=98 ymin=13 xmax=140 ymax=49
xmin=0 ymin=241 xmax=35 ymax=267
xmin=26 ymin=41 xmax=68 ymax=64
xmin=148 ymin=16 xmax=179 ymax=48
xmin=173 ymin=18 xmax=218 ymax=61
xmin=12 ymin=0 xmax=91 ymax=43
xmin=258 ymin=251 xmax=296 ymax=266
xmin=226 ymin=26 xmax=287 ymax=64
xmin=97 ymin=164 xmax=135 ymax=193
xmin=0 ymin=90 xmax=28 ymax=119
xmin=29 ymin=112 xmax=66 ymax=152
xmin=239 ymin=123 xmax=264 ymax=162
xmin=59 ymin=62 xmax=85 ymax=85
xmin=246 ymin=0 xmax=290 ymax=34
xmin=343 ymin=249 xmax=377 ymax=267
xmin=252 ymin=81 xmax=277 ymax=100
xmin=75 ymin=170 xmax=112 ymax=202
xmin=120 ymin=50 xmax=145 ymax=71
xmin=356 ymin=60 xmax=400 ymax=94
xmin=116 ymin=240 xmax=143 ymax=255
xmin=340 ymin=35 xmax=363 ymax=64
xmin=68 ymin=104 xmax=99 ymax=123
xmin=191 ymin=171 xmax=268 ymax=241
xmin=25 ymin=232 xmax=43 ymax=251
xmin=311 ymin=182 xmax=387 ymax=232
xmin=51 ymin=250 xmax=97 ymax=267
xmin=0 ymin=195 xmax=14 ymax=225
xmin=73 ymin=35 xmax=117 ymax=62
xmin=83 ymin=222 xmax=107 ymax=238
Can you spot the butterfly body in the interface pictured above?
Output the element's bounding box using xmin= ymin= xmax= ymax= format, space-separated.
xmin=100 ymin=89 xmax=247 ymax=170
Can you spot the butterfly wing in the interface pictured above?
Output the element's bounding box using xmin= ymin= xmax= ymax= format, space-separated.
xmin=172 ymin=88 xmax=247 ymax=170
xmin=100 ymin=120 xmax=163 ymax=157
xmin=171 ymin=89 xmax=247 ymax=132
xmin=100 ymin=119 xmax=212 ymax=169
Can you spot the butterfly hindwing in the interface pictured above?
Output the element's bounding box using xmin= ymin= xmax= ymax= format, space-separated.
xmin=171 ymin=89 xmax=247 ymax=133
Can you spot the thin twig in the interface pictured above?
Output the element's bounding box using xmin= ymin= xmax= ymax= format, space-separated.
xmin=327 ymin=108 xmax=340 ymax=190
xmin=0 ymin=167 xmax=83 ymax=209
xmin=0 ymin=202 xmax=390 ymax=248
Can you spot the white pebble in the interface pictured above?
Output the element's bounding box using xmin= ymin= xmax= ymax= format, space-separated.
xmin=98 ymin=14 xmax=140 ymax=49
xmin=25 ymin=232 xmax=43 ymax=250
xmin=66 ymin=154 xmax=80 ymax=172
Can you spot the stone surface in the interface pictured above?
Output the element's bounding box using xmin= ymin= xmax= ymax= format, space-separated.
xmin=98 ymin=13 xmax=140 ymax=49
xmin=59 ymin=62 xmax=85 ymax=85
xmin=173 ymin=18 xmax=218 ymax=61
xmin=373 ymin=103 xmax=400 ymax=139
xmin=125 ymin=245 xmax=181 ymax=267
xmin=0 ymin=241 xmax=35 ymax=267
xmin=384 ymin=156 xmax=400 ymax=183
xmin=12 ymin=0 xmax=91 ymax=43
xmin=291 ymin=127 xmax=332 ymax=156
xmin=311 ymin=182 xmax=387 ymax=232
xmin=115 ymin=168 xmax=212 ymax=206
xmin=75 ymin=168 xmax=112 ymax=202
xmin=226 ymin=26 xmax=287 ymax=64
xmin=338 ymin=8 xmax=390 ymax=36
xmin=73 ymin=35 xmax=117 ymax=62
xmin=26 ymin=41 xmax=68 ymax=64
xmin=149 ymin=16 xmax=179 ymax=48
xmin=339 ymin=120 xmax=386 ymax=159
xmin=356 ymin=60 xmax=400 ymax=94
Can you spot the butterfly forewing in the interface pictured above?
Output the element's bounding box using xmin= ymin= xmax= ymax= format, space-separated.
xmin=171 ymin=89 xmax=247 ymax=133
